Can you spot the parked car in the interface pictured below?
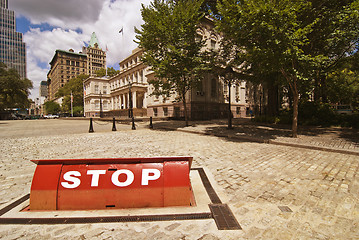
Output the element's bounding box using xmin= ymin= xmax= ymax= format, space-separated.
xmin=44 ymin=114 xmax=59 ymax=119
xmin=335 ymin=105 xmax=353 ymax=115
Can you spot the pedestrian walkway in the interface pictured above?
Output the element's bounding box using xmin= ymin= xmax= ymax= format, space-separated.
xmin=152 ymin=118 xmax=359 ymax=156
xmin=0 ymin=119 xmax=358 ymax=239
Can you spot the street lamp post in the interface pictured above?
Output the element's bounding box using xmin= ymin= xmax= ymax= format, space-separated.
xmin=128 ymin=80 xmax=136 ymax=130
xmin=225 ymin=66 xmax=234 ymax=129
xmin=259 ymin=89 xmax=262 ymax=117
xmin=228 ymin=82 xmax=233 ymax=129
xmin=128 ymin=82 xmax=133 ymax=118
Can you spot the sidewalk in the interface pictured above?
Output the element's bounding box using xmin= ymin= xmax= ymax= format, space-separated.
xmin=0 ymin=119 xmax=358 ymax=239
xmin=152 ymin=118 xmax=359 ymax=156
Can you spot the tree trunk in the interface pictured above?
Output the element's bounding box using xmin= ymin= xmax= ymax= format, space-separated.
xmin=313 ymin=71 xmax=320 ymax=102
xmin=320 ymin=75 xmax=328 ymax=103
xmin=292 ymin=89 xmax=298 ymax=138
xmin=182 ymin=93 xmax=189 ymax=127
xmin=280 ymin=68 xmax=298 ymax=138
xmin=228 ymin=82 xmax=232 ymax=129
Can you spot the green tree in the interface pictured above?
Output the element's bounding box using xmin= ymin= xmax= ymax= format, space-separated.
xmin=217 ymin=0 xmax=359 ymax=137
xmin=0 ymin=63 xmax=33 ymax=111
xmin=327 ymin=53 xmax=359 ymax=111
xmin=95 ymin=67 xmax=120 ymax=78
xmin=135 ymin=0 xmax=207 ymax=126
xmin=56 ymin=74 xmax=88 ymax=113
xmin=44 ymin=100 xmax=61 ymax=114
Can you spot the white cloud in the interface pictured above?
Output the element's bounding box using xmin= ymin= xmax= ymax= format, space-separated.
xmin=9 ymin=0 xmax=104 ymax=28
xmin=9 ymin=0 xmax=152 ymax=99
xmin=25 ymin=28 xmax=85 ymax=63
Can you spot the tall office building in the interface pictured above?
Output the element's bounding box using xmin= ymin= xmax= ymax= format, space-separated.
xmin=0 ymin=0 xmax=26 ymax=79
xmin=47 ymin=49 xmax=87 ymax=100
xmin=47 ymin=32 xmax=106 ymax=101
xmin=82 ymin=32 xmax=106 ymax=77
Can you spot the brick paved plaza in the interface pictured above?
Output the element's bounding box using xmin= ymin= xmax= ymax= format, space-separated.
xmin=0 ymin=119 xmax=358 ymax=239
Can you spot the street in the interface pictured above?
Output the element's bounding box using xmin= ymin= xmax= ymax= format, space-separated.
xmin=0 ymin=119 xmax=358 ymax=239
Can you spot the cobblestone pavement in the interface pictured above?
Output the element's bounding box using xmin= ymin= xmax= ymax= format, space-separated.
xmin=153 ymin=119 xmax=359 ymax=155
xmin=0 ymin=119 xmax=358 ymax=239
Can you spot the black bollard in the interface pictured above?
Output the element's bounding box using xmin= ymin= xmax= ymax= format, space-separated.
xmin=112 ymin=117 xmax=117 ymax=131
xmin=131 ymin=117 xmax=136 ymax=130
xmin=149 ymin=116 xmax=153 ymax=129
xmin=89 ymin=118 xmax=94 ymax=133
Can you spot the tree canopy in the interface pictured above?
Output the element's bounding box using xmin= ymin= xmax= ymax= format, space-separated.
xmin=55 ymin=74 xmax=88 ymax=114
xmin=217 ymin=0 xmax=359 ymax=136
xmin=44 ymin=100 xmax=61 ymax=115
xmin=95 ymin=67 xmax=120 ymax=78
xmin=0 ymin=62 xmax=33 ymax=111
xmin=135 ymin=0 xmax=207 ymax=125
xmin=327 ymin=53 xmax=359 ymax=111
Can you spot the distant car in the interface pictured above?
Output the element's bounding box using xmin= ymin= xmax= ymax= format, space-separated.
xmin=335 ymin=105 xmax=353 ymax=115
xmin=44 ymin=114 xmax=59 ymax=119
xmin=10 ymin=113 xmax=21 ymax=120
xmin=13 ymin=113 xmax=30 ymax=120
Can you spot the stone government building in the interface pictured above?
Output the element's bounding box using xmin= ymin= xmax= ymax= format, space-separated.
xmin=84 ymin=18 xmax=248 ymax=119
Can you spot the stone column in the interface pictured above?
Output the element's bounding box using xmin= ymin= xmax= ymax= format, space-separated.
xmin=132 ymin=91 xmax=137 ymax=109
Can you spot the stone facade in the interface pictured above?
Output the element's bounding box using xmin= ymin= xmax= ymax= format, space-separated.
xmin=47 ymin=49 xmax=87 ymax=101
xmin=84 ymin=19 xmax=248 ymax=119
xmin=47 ymin=32 xmax=106 ymax=101
xmin=0 ymin=0 xmax=26 ymax=79
xmin=84 ymin=48 xmax=148 ymax=118
xmin=82 ymin=32 xmax=106 ymax=77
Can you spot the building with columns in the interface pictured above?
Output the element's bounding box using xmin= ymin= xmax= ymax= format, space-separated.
xmin=84 ymin=18 xmax=248 ymax=119
xmin=84 ymin=48 xmax=148 ymax=118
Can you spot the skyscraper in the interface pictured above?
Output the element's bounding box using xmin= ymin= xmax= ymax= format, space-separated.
xmin=47 ymin=32 xmax=106 ymax=101
xmin=0 ymin=0 xmax=26 ymax=79
xmin=82 ymin=32 xmax=106 ymax=77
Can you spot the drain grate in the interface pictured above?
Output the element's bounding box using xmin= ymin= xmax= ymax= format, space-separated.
xmin=0 ymin=194 xmax=29 ymax=217
xmin=209 ymin=204 xmax=242 ymax=230
xmin=278 ymin=206 xmax=293 ymax=212
xmin=0 ymin=212 xmax=213 ymax=225
xmin=192 ymin=168 xmax=222 ymax=204
xmin=0 ymin=168 xmax=242 ymax=231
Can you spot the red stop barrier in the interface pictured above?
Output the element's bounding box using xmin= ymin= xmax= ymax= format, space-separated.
xmin=29 ymin=157 xmax=193 ymax=210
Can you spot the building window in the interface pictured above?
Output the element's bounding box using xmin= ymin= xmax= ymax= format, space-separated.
xmin=140 ymin=70 xmax=143 ymax=82
xmin=163 ymin=107 xmax=168 ymax=116
xmin=236 ymin=84 xmax=240 ymax=96
xmin=236 ymin=107 xmax=241 ymax=115
xmin=224 ymin=84 xmax=228 ymax=95
xmin=103 ymin=86 xmax=107 ymax=94
xmin=153 ymin=108 xmax=158 ymax=117
xmin=94 ymin=85 xmax=99 ymax=94
xmin=211 ymin=40 xmax=216 ymax=49
xmin=95 ymin=101 xmax=100 ymax=110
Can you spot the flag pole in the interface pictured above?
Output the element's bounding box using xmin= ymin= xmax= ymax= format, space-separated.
xmin=105 ymin=45 xmax=108 ymax=77
xmin=71 ymin=91 xmax=73 ymax=117
xmin=83 ymin=81 xmax=86 ymax=117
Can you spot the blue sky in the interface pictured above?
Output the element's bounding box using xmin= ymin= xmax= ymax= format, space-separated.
xmin=16 ymin=16 xmax=59 ymax=33
xmin=9 ymin=0 xmax=151 ymax=100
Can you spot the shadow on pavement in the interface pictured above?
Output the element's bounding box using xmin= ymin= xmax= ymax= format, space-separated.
xmin=152 ymin=118 xmax=359 ymax=146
